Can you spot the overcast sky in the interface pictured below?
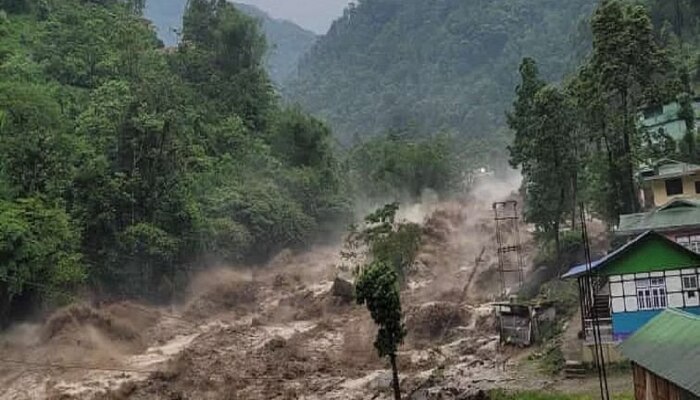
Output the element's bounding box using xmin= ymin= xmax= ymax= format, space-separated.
xmin=238 ymin=0 xmax=350 ymax=34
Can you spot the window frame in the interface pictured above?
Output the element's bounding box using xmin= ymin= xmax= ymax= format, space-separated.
xmin=636 ymin=278 xmax=667 ymax=311
xmin=682 ymin=275 xmax=698 ymax=290
xmin=675 ymin=235 xmax=700 ymax=253
xmin=665 ymin=178 xmax=684 ymax=196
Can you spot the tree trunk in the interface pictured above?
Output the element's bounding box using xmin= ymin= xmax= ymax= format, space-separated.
xmin=389 ymin=353 xmax=401 ymax=400
xmin=620 ymin=89 xmax=639 ymax=215
xmin=554 ymin=220 xmax=561 ymax=259
xmin=571 ymin=170 xmax=578 ymax=229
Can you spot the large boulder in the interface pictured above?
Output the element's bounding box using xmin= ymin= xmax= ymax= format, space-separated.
xmin=331 ymin=276 xmax=354 ymax=302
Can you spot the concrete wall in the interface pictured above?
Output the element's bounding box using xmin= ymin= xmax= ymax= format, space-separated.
xmin=609 ymin=268 xmax=700 ymax=338
xmin=651 ymin=174 xmax=700 ymax=206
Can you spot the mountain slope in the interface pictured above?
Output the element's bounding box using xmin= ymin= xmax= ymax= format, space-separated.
xmin=234 ymin=3 xmax=317 ymax=84
xmin=288 ymin=0 xmax=596 ymax=143
xmin=144 ymin=0 xmax=316 ymax=84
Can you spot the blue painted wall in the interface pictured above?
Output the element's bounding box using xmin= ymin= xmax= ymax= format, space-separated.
xmin=612 ymin=307 xmax=700 ymax=340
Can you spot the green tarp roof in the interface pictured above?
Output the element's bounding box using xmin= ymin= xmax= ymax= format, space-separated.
xmin=640 ymin=159 xmax=700 ymax=181
xmin=618 ymin=198 xmax=700 ymax=235
xmin=618 ymin=309 xmax=700 ymax=396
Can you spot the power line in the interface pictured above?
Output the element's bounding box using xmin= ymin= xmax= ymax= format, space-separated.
xmin=580 ymin=205 xmax=610 ymax=400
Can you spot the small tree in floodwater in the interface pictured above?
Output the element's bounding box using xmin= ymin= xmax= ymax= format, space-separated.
xmin=355 ymin=260 xmax=406 ymax=400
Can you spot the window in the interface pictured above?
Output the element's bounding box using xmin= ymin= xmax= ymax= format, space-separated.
xmin=643 ymin=105 xmax=663 ymax=119
xmin=695 ymin=181 xmax=700 ymax=194
xmin=683 ymin=276 xmax=698 ymax=299
xmin=665 ymin=178 xmax=684 ymax=196
xmin=636 ymin=278 xmax=667 ymax=310
xmin=676 ymin=235 xmax=700 ymax=253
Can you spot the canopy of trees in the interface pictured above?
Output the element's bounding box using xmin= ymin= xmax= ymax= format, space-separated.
xmin=509 ymin=0 xmax=700 ymax=252
xmin=144 ymin=0 xmax=317 ymax=85
xmin=0 ymin=0 xmax=348 ymax=325
xmin=288 ymin=0 xmax=597 ymax=144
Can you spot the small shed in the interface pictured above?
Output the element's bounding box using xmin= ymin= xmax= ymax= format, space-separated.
xmin=493 ymin=300 xmax=556 ymax=346
xmin=618 ymin=309 xmax=700 ymax=400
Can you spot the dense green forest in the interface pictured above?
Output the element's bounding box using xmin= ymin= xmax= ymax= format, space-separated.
xmin=144 ymin=0 xmax=317 ymax=85
xmin=287 ymin=0 xmax=597 ymax=144
xmin=509 ymin=0 xmax=700 ymax=253
xmin=3 ymin=0 xmax=697 ymax=329
xmin=0 ymin=0 xmax=463 ymax=327
xmin=0 ymin=0 xmax=351 ymax=325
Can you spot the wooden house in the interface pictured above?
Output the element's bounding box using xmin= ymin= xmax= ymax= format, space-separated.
xmin=619 ymin=309 xmax=700 ymax=400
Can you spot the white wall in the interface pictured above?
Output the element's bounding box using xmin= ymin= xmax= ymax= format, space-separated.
xmin=609 ymin=267 xmax=700 ymax=313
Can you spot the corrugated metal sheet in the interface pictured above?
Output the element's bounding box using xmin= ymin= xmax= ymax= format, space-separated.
xmin=618 ymin=309 xmax=700 ymax=397
xmin=618 ymin=198 xmax=700 ymax=235
xmin=642 ymin=159 xmax=700 ymax=181
xmin=562 ymin=231 xmax=653 ymax=279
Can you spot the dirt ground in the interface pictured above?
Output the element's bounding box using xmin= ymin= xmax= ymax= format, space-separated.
xmin=0 ymin=175 xmax=629 ymax=400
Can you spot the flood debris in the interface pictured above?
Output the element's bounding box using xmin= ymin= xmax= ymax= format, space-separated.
xmin=0 ymin=185 xmax=542 ymax=400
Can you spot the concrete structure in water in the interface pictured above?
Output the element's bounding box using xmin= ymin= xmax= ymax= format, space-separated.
xmin=563 ymin=231 xmax=700 ymax=350
xmin=619 ymin=309 xmax=700 ymax=400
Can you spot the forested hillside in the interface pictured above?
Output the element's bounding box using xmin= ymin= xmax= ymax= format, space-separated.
xmin=234 ymin=3 xmax=317 ymax=84
xmin=288 ymin=0 xmax=597 ymax=143
xmin=508 ymin=0 xmax=700 ymax=253
xmin=144 ymin=0 xmax=317 ymax=84
xmin=0 ymin=0 xmax=347 ymax=325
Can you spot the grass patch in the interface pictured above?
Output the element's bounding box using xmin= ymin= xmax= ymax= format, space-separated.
xmin=490 ymin=390 xmax=633 ymax=400
xmin=527 ymin=340 xmax=565 ymax=375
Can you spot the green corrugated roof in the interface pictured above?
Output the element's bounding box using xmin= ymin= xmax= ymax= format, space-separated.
xmin=642 ymin=159 xmax=700 ymax=181
xmin=618 ymin=199 xmax=700 ymax=234
xmin=618 ymin=309 xmax=700 ymax=396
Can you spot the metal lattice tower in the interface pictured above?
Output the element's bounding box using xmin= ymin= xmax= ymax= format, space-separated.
xmin=493 ymin=201 xmax=524 ymax=297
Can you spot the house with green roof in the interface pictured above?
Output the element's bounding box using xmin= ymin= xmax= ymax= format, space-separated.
xmin=619 ymin=309 xmax=700 ymax=400
xmin=618 ymin=159 xmax=700 ymax=253
xmin=563 ymin=231 xmax=700 ymax=344
xmin=618 ymin=198 xmax=700 ymax=252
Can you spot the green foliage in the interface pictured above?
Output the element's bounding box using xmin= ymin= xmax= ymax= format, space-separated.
xmin=582 ymin=0 xmax=675 ymax=218
xmin=490 ymin=390 xmax=634 ymax=400
xmin=514 ymin=0 xmax=681 ymax=230
xmin=355 ymin=260 xmax=405 ymax=400
xmin=348 ymin=133 xmax=462 ymax=199
xmin=0 ymin=0 xmax=31 ymax=14
xmin=289 ymin=0 xmax=597 ymax=144
xmin=144 ymin=0 xmax=317 ymax=85
xmin=346 ymin=203 xmax=422 ymax=279
xmin=0 ymin=198 xmax=84 ymax=324
xmin=531 ymin=340 xmax=565 ymax=375
xmin=0 ymin=0 xmax=348 ymax=323
xmin=508 ymin=59 xmax=578 ymax=251
xmin=178 ymin=0 xmax=273 ymax=131
xmin=355 ymin=260 xmax=406 ymax=358
xmin=232 ymin=2 xmax=317 ymax=84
